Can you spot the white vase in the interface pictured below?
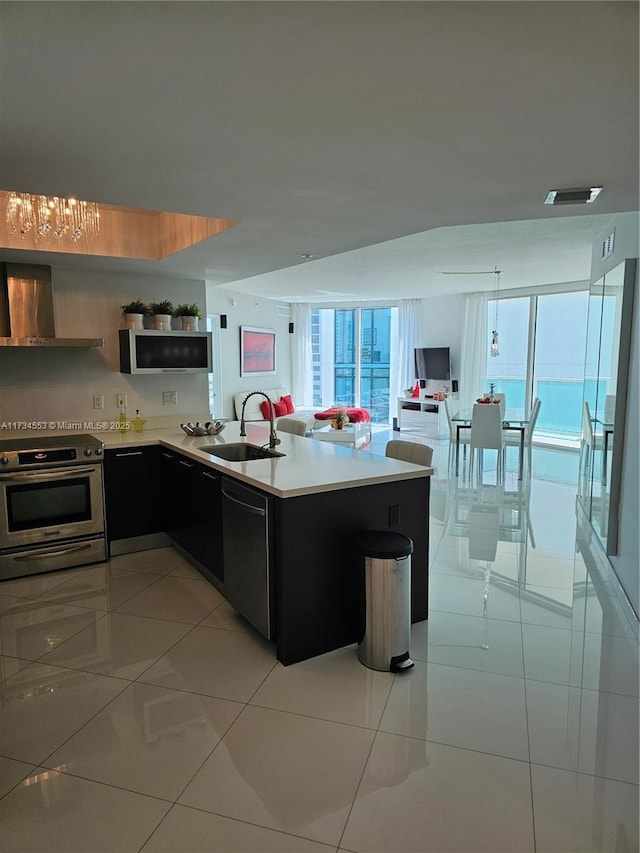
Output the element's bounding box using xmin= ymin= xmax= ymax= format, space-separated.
xmin=152 ymin=314 xmax=172 ymax=331
xmin=180 ymin=316 xmax=198 ymax=331
xmin=124 ymin=313 xmax=144 ymax=330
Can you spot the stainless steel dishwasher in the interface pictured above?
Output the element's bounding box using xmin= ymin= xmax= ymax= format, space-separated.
xmin=220 ymin=477 xmax=274 ymax=639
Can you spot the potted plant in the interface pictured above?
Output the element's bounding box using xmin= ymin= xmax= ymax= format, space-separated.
xmin=149 ymin=300 xmax=174 ymax=330
xmin=121 ymin=298 xmax=149 ymax=330
xmin=330 ymin=407 xmax=349 ymax=430
xmin=173 ymin=303 xmax=203 ymax=331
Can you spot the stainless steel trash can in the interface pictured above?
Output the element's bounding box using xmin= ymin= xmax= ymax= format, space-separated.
xmin=357 ymin=531 xmax=414 ymax=672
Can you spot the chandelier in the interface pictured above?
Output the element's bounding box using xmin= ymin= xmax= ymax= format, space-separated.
xmin=5 ymin=191 xmax=100 ymax=244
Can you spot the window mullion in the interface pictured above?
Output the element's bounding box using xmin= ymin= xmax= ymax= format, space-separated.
xmin=526 ymin=294 xmax=538 ymax=415
xmin=354 ymin=309 xmax=361 ymax=406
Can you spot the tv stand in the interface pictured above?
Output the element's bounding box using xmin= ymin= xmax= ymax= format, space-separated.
xmin=397 ymin=397 xmax=448 ymax=439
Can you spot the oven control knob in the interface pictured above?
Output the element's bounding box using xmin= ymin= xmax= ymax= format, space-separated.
xmin=95 ymin=447 xmax=103 ymax=455
xmin=84 ymin=449 xmax=93 ymax=457
xmin=0 ymin=456 xmax=8 ymax=465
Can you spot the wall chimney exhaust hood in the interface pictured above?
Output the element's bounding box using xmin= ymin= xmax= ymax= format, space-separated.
xmin=0 ymin=263 xmax=103 ymax=347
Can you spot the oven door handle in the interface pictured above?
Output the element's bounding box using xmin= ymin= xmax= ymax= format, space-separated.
xmin=0 ymin=466 xmax=98 ymax=481
xmin=14 ymin=542 xmax=94 ymax=561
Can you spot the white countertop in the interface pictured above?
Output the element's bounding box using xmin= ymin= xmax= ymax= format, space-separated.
xmin=100 ymin=422 xmax=432 ymax=498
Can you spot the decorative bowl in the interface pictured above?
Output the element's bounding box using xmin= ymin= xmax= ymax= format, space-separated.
xmin=180 ymin=421 xmax=226 ymax=436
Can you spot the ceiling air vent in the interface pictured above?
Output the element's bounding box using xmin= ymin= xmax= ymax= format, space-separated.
xmin=602 ymin=230 xmax=615 ymax=259
xmin=544 ymin=187 xmax=602 ymax=205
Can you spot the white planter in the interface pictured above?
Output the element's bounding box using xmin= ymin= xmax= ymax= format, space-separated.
xmin=124 ymin=313 xmax=145 ymax=330
xmin=152 ymin=314 xmax=172 ymax=331
xmin=180 ymin=315 xmax=199 ymax=331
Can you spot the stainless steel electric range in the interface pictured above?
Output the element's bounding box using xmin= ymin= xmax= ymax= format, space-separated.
xmin=0 ymin=433 xmax=107 ymax=581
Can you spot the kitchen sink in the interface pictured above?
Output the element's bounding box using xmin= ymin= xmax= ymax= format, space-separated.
xmin=199 ymin=443 xmax=285 ymax=461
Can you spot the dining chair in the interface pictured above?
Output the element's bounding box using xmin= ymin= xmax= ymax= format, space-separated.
xmin=385 ymin=439 xmax=433 ymax=467
xmin=469 ymin=403 xmax=504 ymax=483
xmin=502 ymin=396 xmax=541 ymax=476
xmin=277 ymin=417 xmax=308 ymax=437
xmin=468 ymin=503 xmax=500 ymax=561
xmin=444 ymin=395 xmax=469 ymax=470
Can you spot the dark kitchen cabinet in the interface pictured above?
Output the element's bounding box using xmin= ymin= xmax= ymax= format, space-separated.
xmin=159 ymin=449 xmax=223 ymax=582
xmin=160 ymin=450 xmax=199 ymax=554
xmin=198 ymin=465 xmax=224 ymax=581
xmin=273 ymin=475 xmax=430 ymax=665
xmin=158 ymin=449 xmax=180 ymax=540
xmin=104 ymin=446 xmax=163 ymax=542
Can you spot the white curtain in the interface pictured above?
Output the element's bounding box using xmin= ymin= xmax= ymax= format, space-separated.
xmin=459 ymin=292 xmax=488 ymax=409
xmin=392 ymin=299 xmax=422 ymax=405
xmin=289 ymin=303 xmax=313 ymax=407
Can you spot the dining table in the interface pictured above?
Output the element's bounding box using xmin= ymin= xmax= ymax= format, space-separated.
xmin=452 ymin=407 xmax=530 ymax=480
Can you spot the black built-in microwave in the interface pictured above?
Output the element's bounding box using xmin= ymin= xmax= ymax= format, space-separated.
xmin=119 ymin=329 xmax=213 ymax=374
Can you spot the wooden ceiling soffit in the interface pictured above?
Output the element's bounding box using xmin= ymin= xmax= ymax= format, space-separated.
xmin=0 ymin=192 xmax=238 ymax=259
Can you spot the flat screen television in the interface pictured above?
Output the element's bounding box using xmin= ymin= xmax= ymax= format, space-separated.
xmin=414 ymin=346 xmax=451 ymax=381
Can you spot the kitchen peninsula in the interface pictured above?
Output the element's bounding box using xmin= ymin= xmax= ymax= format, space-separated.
xmin=64 ymin=423 xmax=432 ymax=665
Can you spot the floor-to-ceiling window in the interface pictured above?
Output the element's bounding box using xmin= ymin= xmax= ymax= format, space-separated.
xmin=334 ymin=309 xmax=356 ymax=405
xmin=485 ymin=288 xmax=590 ymax=438
xmin=533 ymin=291 xmax=591 ymax=434
xmin=311 ymin=306 xmax=395 ymax=423
xmin=359 ymin=308 xmax=392 ymax=421
xmin=486 ymin=296 xmax=530 ymax=410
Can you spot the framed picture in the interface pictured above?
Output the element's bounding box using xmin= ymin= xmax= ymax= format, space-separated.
xmin=240 ymin=326 xmax=276 ymax=376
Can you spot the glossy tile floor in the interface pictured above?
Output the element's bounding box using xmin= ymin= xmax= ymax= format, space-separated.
xmin=0 ymin=436 xmax=638 ymax=852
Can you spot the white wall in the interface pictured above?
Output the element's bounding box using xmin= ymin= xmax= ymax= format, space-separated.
xmin=417 ymin=293 xmax=465 ymax=386
xmin=0 ymin=264 xmax=295 ymax=427
xmin=206 ymin=286 xmax=292 ymax=419
xmin=0 ymin=267 xmax=210 ymax=424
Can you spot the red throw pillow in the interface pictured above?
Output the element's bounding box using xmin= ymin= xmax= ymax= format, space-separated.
xmin=281 ymin=394 xmax=295 ymax=414
xmin=259 ymin=400 xmax=273 ymax=420
xmin=260 ymin=400 xmax=287 ymax=419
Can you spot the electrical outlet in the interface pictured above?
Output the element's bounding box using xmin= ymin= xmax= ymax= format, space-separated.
xmin=163 ymin=391 xmax=177 ymax=406
xmin=116 ymin=393 xmax=127 ymax=409
xmin=93 ymin=394 xmax=104 ymax=410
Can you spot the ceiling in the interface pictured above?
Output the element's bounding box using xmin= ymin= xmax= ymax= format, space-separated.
xmin=0 ymin=2 xmax=637 ymax=302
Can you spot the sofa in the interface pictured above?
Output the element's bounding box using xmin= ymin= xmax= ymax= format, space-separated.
xmin=232 ymin=389 xmax=372 ymax=433
xmin=232 ymin=389 xmax=321 ymax=432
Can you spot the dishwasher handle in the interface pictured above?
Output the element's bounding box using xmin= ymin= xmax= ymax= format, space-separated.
xmin=221 ymin=486 xmax=267 ymax=517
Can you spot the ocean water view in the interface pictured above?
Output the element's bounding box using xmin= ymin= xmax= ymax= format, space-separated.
xmin=484 ymin=377 xmax=607 ymax=436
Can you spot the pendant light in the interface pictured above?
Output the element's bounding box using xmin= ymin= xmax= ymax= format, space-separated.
xmin=490 ymin=266 xmax=501 ymax=358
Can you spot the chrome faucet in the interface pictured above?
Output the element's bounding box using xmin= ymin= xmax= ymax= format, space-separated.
xmin=239 ymin=391 xmax=281 ymax=448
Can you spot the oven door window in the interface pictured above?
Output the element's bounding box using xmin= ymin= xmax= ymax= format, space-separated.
xmin=7 ymin=478 xmax=92 ymax=532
